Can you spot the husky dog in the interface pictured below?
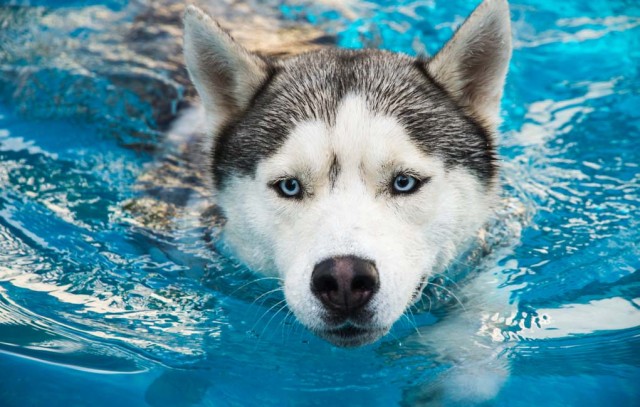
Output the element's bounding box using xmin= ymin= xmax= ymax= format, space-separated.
xmin=183 ymin=0 xmax=512 ymax=348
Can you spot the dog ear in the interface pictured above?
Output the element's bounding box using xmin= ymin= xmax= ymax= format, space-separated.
xmin=183 ymin=5 xmax=270 ymax=131
xmin=427 ymin=0 xmax=512 ymax=129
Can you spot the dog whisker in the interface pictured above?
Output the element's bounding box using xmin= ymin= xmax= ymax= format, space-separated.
xmin=249 ymin=287 xmax=285 ymax=308
xmin=224 ymin=276 xmax=283 ymax=299
xmin=256 ymin=302 xmax=290 ymax=349
xmin=402 ymin=308 xmax=422 ymax=338
xmin=431 ymin=270 xmax=463 ymax=290
xmin=426 ymin=281 xmax=466 ymax=312
xmin=279 ymin=309 xmax=297 ymax=343
xmin=251 ymin=299 xmax=288 ymax=335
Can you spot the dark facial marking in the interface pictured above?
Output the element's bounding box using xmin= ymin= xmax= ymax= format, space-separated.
xmin=212 ymin=49 xmax=497 ymax=190
xmin=328 ymin=154 xmax=340 ymax=189
xmin=411 ymin=57 xmax=496 ymax=181
xmin=245 ymin=63 xmax=280 ymax=110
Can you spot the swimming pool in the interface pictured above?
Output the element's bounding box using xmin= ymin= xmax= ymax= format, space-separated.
xmin=0 ymin=0 xmax=639 ymax=405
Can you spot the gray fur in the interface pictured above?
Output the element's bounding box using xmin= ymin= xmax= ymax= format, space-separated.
xmin=182 ymin=0 xmax=514 ymax=356
xmin=183 ymin=0 xmax=512 ymax=193
xmin=213 ymin=49 xmax=496 ymax=189
xmin=328 ymin=154 xmax=340 ymax=189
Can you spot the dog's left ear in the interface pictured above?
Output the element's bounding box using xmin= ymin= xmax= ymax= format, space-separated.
xmin=427 ymin=0 xmax=512 ymax=129
xmin=183 ymin=5 xmax=270 ymax=131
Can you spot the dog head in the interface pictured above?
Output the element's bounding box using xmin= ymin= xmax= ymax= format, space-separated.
xmin=184 ymin=0 xmax=511 ymax=347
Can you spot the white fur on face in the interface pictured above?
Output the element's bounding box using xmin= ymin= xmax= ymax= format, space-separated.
xmin=217 ymin=93 xmax=494 ymax=342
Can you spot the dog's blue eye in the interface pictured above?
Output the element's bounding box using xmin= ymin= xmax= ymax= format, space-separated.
xmin=277 ymin=178 xmax=302 ymax=198
xmin=392 ymin=174 xmax=420 ymax=194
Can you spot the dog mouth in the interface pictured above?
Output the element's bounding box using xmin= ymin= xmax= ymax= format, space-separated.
xmin=318 ymin=324 xmax=388 ymax=347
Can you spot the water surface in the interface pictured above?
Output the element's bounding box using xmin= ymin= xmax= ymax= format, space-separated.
xmin=0 ymin=0 xmax=639 ymax=405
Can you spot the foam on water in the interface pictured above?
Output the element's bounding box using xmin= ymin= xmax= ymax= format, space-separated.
xmin=0 ymin=0 xmax=639 ymax=405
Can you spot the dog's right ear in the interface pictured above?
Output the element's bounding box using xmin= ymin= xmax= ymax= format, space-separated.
xmin=183 ymin=5 xmax=270 ymax=132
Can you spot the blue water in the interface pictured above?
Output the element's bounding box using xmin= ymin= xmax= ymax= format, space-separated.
xmin=1 ymin=0 xmax=639 ymax=406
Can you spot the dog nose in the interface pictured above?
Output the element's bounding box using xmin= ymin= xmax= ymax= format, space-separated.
xmin=311 ymin=256 xmax=379 ymax=316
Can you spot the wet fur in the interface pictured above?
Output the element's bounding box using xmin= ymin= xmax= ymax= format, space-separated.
xmin=183 ymin=0 xmax=512 ymax=349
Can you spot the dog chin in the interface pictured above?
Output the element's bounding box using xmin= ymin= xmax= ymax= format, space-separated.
xmin=316 ymin=324 xmax=389 ymax=347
